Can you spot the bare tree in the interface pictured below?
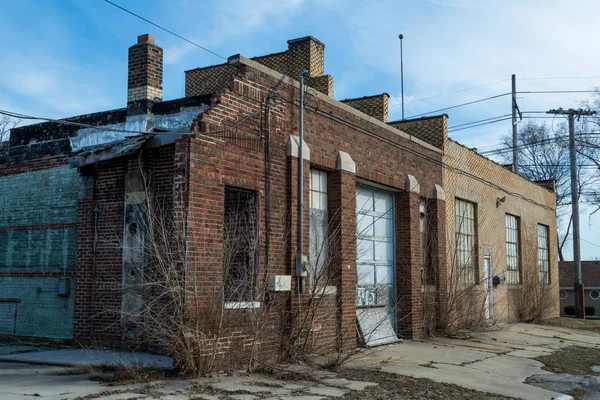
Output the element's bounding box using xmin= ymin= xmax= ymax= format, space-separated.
xmin=500 ymin=120 xmax=600 ymax=260
xmin=0 ymin=115 xmax=20 ymax=143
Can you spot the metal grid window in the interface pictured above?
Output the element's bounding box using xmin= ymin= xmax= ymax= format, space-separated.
xmin=309 ymin=169 xmax=328 ymax=285
xmin=455 ymin=199 xmax=476 ymax=284
xmin=537 ymin=224 xmax=550 ymax=284
xmin=506 ymin=214 xmax=521 ymax=284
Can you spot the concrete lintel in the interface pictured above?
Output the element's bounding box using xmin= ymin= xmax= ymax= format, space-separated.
xmin=336 ymin=151 xmax=356 ymax=173
xmin=286 ymin=135 xmax=310 ymax=160
xmin=406 ymin=175 xmax=420 ymax=194
xmin=434 ymin=184 xmax=445 ymax=200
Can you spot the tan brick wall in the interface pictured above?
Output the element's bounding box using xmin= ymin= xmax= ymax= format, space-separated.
xmin=389 ymin=115 xmax=447 ymax=149
xmin=443 ymin=139 xmax=559 ymax=323
xmin=185 ymin=37 xmax=334 ymax=97
xmin=341 ymin=94 xmax=389 ymax=122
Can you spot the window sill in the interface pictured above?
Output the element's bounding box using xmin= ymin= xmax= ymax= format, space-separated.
xmin=311 ymin=285 xmax=337 ymax=297
xmin=224 ymin=301 xmax=261 ymax=310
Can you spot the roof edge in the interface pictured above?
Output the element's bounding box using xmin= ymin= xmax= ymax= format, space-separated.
xmin=227 ymin=54 xmax=442 ymax=155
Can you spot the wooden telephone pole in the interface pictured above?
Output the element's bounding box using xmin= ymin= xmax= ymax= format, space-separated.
xmin=547 ymin=108 xmax=596 ymax=318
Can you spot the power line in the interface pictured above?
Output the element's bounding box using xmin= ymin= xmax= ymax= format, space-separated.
xmin=103 ymin=0 xmax=226 ymax=60
xmin=406 ymin=92 xmax=511 ymax=119
xmin=581 ymin=237 xmax=600 ymax=249
xmin=448 ymin=117 xmax=512 ymax=133
xmin=448 ymin=114 xmax=511 ymax=130
xmin=299 ymin=98 xmax=554 ymax=211
xmin=405 ymin=79 xmax=509 ymax=105
xmin=518 ymin=90 xmax=597 ymax=95
xmin=519 ymin=76 xmax=600 ymax=81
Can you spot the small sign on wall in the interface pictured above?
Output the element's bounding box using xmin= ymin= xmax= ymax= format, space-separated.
xmin=357 ymin=287 xmax=377 ymax=307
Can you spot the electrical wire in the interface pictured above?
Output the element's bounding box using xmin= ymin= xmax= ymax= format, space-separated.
xmin=406 ymin=92 xmax=510 ymax=119
xmin=296 ymin=98 xmax=555 ymax=211
xmin=0 ymin=86 xmax=561 ymax=212
xmin=518 ymin=90 xmax=598 ymax=95
xmin=448 ymin=117 xmax=512 ymax=133
xmin=519 ymin=76 xmax=600 ymax=81
xmin=405 ymin=79 xmax=509 ymax=105
xmin=448 ymin=114 xmax=512 ymax=130
xmin=0 ymin=108 xmax=265 ymax=137
xmin=103 ymin=0 xmax=226 ymax=60
xmin=580 ymin=237 xmax=600 ymax=249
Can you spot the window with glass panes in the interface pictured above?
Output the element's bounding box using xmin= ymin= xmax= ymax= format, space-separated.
xmin=309 ymin=169 xmax=328 ymax=284
xmin=505 ymin=214 xmax=521 ymax=284
xmin=455 ymin=199 xmax=476 ymax=284
xmin=537 ymin=224 xmax=550 ymax=284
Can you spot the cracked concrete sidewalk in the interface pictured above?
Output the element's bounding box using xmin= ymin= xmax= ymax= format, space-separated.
xmin=346 ymin=322 xmax=600 ymax=400
xmin=0 ymin=361 xmax=377 ymax=400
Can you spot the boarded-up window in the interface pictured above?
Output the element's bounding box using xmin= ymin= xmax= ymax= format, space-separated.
xmin=309 ymin=169 xmax=328 ymax=285
xmin=506 ymin=214 xmax=521 ymax=284
xmin=455 ymin=199 xmax=476 ymax=284
xmin=223 ymin=188 xmax=258 ymax=302
xmin=420 ymin=199 xmax=434 ymax=285
xmin=538 ymin=224 xmax=550 ymax=284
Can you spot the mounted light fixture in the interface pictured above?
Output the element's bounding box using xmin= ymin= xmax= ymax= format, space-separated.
xmin=496 ymin=196 xmax=506 ymax=208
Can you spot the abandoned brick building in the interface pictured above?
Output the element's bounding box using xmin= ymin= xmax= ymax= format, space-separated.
xmin=0 ymin=34 xmax=558 ymax=364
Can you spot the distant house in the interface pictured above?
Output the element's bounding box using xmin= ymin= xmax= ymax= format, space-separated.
xmin=559 ymin=261 xmax=600 ymax=317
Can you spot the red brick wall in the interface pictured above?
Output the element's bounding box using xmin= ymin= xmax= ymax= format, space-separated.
xmin=184 ymin=61 xmax=446 ymax=360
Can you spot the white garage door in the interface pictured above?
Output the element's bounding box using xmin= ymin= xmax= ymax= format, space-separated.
xmin=356 ymin=186 xmax=395 ymax=327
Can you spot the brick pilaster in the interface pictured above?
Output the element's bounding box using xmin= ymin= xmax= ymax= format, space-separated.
xmin=329 ymin=167 xmax=357 ymax=351
xmin=396 ymin=190 xmax=423 ymax=339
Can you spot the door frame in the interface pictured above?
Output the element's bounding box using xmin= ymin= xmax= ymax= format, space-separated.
xmin=355 ymin=184 xmax=397 ymax=331
xmin=483 ymin=255 xmax=493 ymax=320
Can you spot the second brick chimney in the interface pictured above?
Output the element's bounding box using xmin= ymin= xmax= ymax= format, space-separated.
xmin=128 ymin=34 xmax=163 ymax=107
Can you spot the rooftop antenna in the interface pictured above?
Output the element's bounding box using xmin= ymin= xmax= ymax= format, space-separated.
xmin=399 ymin=34 xmax=405 ymax=120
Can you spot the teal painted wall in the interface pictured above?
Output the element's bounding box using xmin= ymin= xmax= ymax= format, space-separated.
xmin=0 ymin=229 xmax=76 ymax=272
xmin=0 ymin=277 xmax=75 ymax=338
xmin=0 ymin=166 xmax=83 ymax=339
xmin=0 ymin=165 xmax=82 ymax=228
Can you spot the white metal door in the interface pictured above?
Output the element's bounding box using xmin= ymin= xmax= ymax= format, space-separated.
xmin=356 ymin=187 xmax=395 ymax=326
xmin=484 ymin=257 xmax=493 ymax=319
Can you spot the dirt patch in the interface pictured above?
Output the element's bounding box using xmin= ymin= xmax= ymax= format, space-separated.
xmin=339 ymin=369 xmax=516 ymax=399
xmin=89 ymin=364 xmax=166 ymax=386
xmin=535 ymin=345 xmax=600 ymax=376
xmin=47 ymin=364 xmax=93 ymax=376
xmin=543 ymin=317 xmax=600 ymax=334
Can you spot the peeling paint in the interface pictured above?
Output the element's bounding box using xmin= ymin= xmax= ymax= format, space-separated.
xmin=70 ymin=106 xmax=207 ymax=152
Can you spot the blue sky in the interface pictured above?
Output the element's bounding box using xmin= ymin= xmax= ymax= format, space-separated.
xmin=2 ymin=0 xmax=600 ymax=259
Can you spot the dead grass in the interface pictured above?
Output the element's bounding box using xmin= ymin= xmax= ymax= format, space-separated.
xmin=542 ymin=317 xmax=600 ymax=334
xmin=535 ymin=346 xmax=600 ymax=376
xmin=90 ymin=363 xmax=166 ymax=386
xmin=339 ymin=369 xmax=517 ymax=400
xmin=48 ymin=364 xmax=93 ymax=376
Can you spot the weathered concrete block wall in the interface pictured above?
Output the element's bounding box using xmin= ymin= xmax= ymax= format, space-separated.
xmin=0 ymin=165 xmax=83 ymax=339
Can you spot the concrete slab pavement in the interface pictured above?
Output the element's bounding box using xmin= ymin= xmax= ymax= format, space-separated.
xmin=345 ymin=322 xmax=600 ymax=400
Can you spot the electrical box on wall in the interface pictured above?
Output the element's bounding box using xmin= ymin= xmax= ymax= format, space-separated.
xmin=267 ymin=275 xmax=292 ymax=291
xmin=57 ymin=278 xmax=70 ymax=297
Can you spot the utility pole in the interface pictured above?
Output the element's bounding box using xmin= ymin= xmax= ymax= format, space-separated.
xmin=547 ymin=107 xmax=596 ymax=319
xmin=511 ymin=74 xmax=518 ymax=170
xmin=399 ymin=34 xmax=405 ymax=120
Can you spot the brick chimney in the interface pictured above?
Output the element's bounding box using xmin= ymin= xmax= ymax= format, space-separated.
xmin=287 ymin=36 xmax=325 ymax=77
xmin=128 ymin=34 xmax=163 ymax=108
